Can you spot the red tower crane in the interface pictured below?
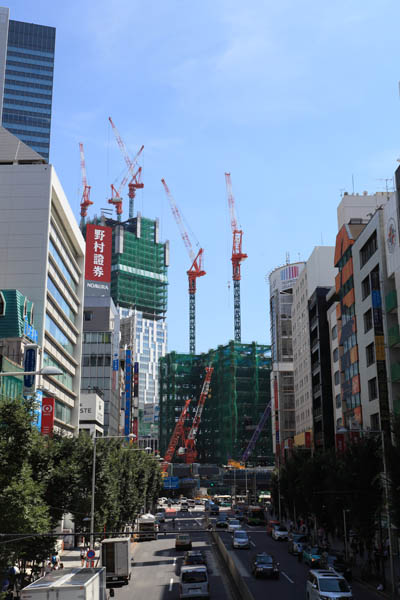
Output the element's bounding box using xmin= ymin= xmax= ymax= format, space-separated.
xmin=225 ymin=172 xmax=247 ymax=342
xmin=79 ymin=142 xmax=93 ymax=227
xmin=161 ymin=397 xmax=191 ymax=473
xmin=109 ymin=116 xmax=144 ymax=218
xmin=161 ymin=178 xmax=206 ymax=355
xmin=184 ymin=366 xmax=214 ymax=463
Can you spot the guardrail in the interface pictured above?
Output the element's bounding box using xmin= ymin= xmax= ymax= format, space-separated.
xmin=210 ymin=529 xmax=255 ymax=600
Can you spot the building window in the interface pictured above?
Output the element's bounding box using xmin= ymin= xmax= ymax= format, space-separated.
xmin=362 ymin=276 xmax=371 ymax=300
xmin=370 ymin=412 xmax=380 ymax=431
xmin=360 ymin=230 xmax=377 ymax=268
xmin=368 ymin=377 xmax=378 ymax=401
xmin=0 ymin=292 xmax=5 ymax=316
xmin=333 ymin=348 xmax=339 ymax=363
xmin=334 ymin=371 xmax=340 ymax=385
xmin=366 ymin=342 xmax=375 ymax=367
xmin=332 ymin=325 xmax=337 ymax=340
xmin=84 ymin=311 xmax=93 ymax=321
xmin=335 ymin=393 xmax=341 ymax=408
xmin=364 ymin=309 xmax=373 ymax=333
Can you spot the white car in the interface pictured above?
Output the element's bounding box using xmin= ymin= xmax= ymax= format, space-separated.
xmin=272 ymin=525 xmax=289 ymax=541
xmin=232 ymin=529 xmax=250 ymax=549
xmin=228 ymin=519 xmax=241 ymax=532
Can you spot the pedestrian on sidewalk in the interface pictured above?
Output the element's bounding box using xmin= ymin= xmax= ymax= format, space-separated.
xmin=80 ymin=549 xmax=85 ymax=567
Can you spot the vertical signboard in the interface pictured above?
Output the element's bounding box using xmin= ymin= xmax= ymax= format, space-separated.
xmin=133 ymin=362 xmax=139 ymax=398
xmin=124 ymin=350 xmax=132 ymax=436
xmin=132 ymin=417 xmax=138 ymax=439
xmin=41 ymin=397 xmax=55 ymax=436
xmin=23 ymin=345 xmax=38 ymax=395
xmin=85 ymin=224 xmax=112 ymax=296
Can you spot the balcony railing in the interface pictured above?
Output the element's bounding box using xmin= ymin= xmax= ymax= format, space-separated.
xmin=388 ymin=324 xmax=400 ymax=347
xmin=391 ymin=362 xmax=400 ymax=383
xmin=386 ymin=289 xmax=398 ymax=313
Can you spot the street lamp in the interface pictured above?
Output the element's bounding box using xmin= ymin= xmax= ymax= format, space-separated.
xmin=0 ymin=365 xmax=63 ymax=376
xmin=90 ymin=433 xmax=136 ymax=548
xmin=338 ymin=426 xmax=395 ymax=596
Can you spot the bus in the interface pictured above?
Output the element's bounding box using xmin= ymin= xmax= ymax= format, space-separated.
xmin=259 ymin=492 xmax=272 ymax=506
xmin=213 ymin=495 xmax=232 ymax=506
xmin=246 ymin=505 xmax=266 ymax=526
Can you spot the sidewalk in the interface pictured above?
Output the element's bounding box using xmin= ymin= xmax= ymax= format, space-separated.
xmin=59 ymin=548 xmax=100 ymax=569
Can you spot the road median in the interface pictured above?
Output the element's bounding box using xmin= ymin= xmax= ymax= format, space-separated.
xmin=211 ymin=530 xmax=255 ymax=600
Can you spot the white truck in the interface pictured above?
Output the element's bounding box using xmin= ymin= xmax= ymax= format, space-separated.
xmin=21 ymin=568 xmax=111 ymax=600
xmin=100 ymin=537 xmax=131 ymax=587
xmin=135 ymin=513 xmax=158 ymax=541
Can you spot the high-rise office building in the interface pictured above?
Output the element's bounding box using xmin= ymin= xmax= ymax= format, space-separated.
xmin=0 ymin=127 xmax=85 ymax=434
xmin=0 ymin=7 xmax=55 ymax=161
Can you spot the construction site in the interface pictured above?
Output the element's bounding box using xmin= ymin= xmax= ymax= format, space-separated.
xmin=159 ymin=341 xmax=273 ymax=466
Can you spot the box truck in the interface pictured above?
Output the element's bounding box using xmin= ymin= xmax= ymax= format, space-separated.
xmin=21 ymin=568 xmax=111 ymax=600
xmin=135 ymin=513 xmax=158 ymax=541
xmin=101 ymin=537 xmax=131 ymax=587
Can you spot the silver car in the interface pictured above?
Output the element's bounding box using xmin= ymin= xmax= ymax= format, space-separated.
xmin=232 ymin=529 xmax=250 ymax=549
xmin=306 ymin=569 xmax=352 ymax=599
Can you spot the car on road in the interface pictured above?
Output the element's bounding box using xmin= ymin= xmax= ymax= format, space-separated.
xmin=155 ymin=512 xmax=165 ymax=523
xmin=288 ymin=533 xmax=308 ymax=555
xmin=232 ymin=530 xmax=250 ymax=549
xmin=209 ymin=504 xmax=219 ymax=516
xmin=175 ymin=534 xmax=192 ymax=551
xmin=303 ymin=545 xmax=322 ymax=567
xmin=234 ymin=509 xmax=245 ymax=521
xmin=215 ymin=516 xmax=229 ymax=529
xmin=266 ymin=519 xmax=280 ymax=535
xmin=272 ymin=525 xmax=289 ymax=541
xmin=306 ymin=568 xmax=353 ymax=599
xmin=227 ymin=518 xmax=241 ymax=532
xmin=183 ymin=551 xmax=207 ymax=568
xmin=323 ymin=553 xmax=352 ymax=582
xmin=250 ymin=553 xmax=280 ymax=579
xmin=180 ymin=565 xmax=209 ymax=599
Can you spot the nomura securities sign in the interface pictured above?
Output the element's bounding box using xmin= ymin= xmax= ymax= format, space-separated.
xmin=85 ymin=224 xmax=112 ymax=296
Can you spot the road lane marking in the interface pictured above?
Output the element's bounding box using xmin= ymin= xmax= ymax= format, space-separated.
xmin=250 ymin=541 xmax=256 ymax=547
xmin=169 ymin=578 xmax=173 ymax=591
xmin=173 ymin=557 xmax=176 ymax=566
xmin=281 ymin=571 xmax=294 ymax=583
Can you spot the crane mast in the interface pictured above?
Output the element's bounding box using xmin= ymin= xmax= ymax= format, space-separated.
xmin=161 ymin=178 xmax=206 ymax=354
xmin=225 ymin=172 xmax=247 ymax=342
xmin=161 ymin=397 xmax=191 ymax=473
xmin=79 ymin=142 xmax=93 ymax=228
xmin=109 ymin=117 xmax=144 ymax=218
xmin=185 ymin=366 xmax=214 ymax=463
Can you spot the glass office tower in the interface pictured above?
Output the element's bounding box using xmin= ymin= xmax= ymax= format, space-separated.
xmin=0 ymin=7 xmax=55 ymax=161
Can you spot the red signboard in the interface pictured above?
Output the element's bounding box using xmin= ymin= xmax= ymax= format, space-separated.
xmin=41 ymin=397 xmax=55 ymax=436
xmin=132 ymin=417 xmax=138 ymax=439
xmin=336 ymin=433 xmax=346 ymax=453
xmin=305 ymin=431 xmax=312 ymax=448
xmin=85 ymin=224 xmax=112 ymax=282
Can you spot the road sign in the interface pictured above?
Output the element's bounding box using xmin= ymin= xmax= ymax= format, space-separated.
xmin=163 ymin=476 xmax=179 ymax=489
xmin=87 ymin=550 xmax=95 ymax=559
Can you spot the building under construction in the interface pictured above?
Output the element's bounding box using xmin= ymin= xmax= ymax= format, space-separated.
xmin=109 ymin=215 xmax=169 ymax=319
xmin=159 ymin=341 xmax=273 ymax=466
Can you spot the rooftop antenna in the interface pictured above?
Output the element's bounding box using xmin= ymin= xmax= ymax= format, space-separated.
xmin=285 ymin=252 xmax=290 ymax=265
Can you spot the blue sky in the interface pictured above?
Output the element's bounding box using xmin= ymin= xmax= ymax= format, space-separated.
xmin=9 ymin=0 xmax=400 ymax=353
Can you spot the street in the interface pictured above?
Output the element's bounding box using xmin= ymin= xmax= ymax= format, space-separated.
xmin=112 ymin=504 xmax=388 ymax=600
xmin=117 ymin=504 xmax=233 ymax=600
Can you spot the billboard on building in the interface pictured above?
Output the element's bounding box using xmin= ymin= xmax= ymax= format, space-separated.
xmin=384 ymin=192 xmax=400 ymax=278
xmin=41 ymin=397 xmax=55 ymax=435
xmin=23 ymin=344 xmax=38 ymax=395
xmin=80 ymin=394 xmax=104 ymax=425
xmin=85 ymin=224 xmax=112 ymax=296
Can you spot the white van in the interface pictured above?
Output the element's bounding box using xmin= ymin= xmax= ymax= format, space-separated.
xmin=180 ymin=565 xmax=209 ymax=599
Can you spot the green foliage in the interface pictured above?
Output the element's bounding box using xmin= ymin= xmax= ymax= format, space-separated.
xmin=0 ymin=395 xmax=164 ymax=572
xmin=277 ymin=437 xmax=383 ymax=547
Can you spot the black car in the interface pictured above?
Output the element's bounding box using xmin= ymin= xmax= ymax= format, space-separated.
xmin=183 ymin=551 xmax=207 ymax=567
xmin=251 ymin=553 xmax=280 ymax=579
xmin=215 ymin=516 xmax=229 ymax=529
xmin=287 ymin=533 xmax=308 ymax=555
xmin=324 ymin=553 xmax=352 ymax=581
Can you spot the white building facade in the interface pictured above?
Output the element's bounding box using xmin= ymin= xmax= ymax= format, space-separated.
xmin=0 ymin=127 xmax=85 ymax=434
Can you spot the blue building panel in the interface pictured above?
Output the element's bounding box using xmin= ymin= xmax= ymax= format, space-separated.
xmin=2 ymin=19 xmax=56 ymax=161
